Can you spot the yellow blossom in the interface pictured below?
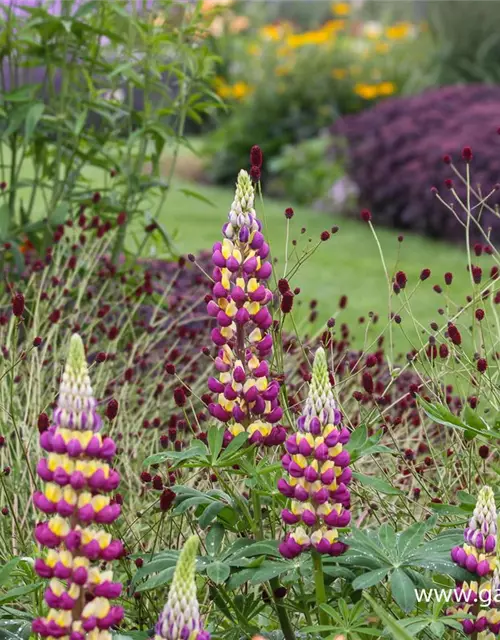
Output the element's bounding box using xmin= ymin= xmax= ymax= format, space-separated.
xmin=331 ymin=2 xmax=350 ymax=16
xmin=232 ymin=82 xmax=251 ymax=100
xmin=378 ymin=81 xmax=396 ymax=96
xmin=354 ymin=83 xmax=378 ymax=100
xmin=260 ymin=24 xmax=282 ymax=41
xmin=385 ymin=22 xmax=413 ymax=40
xmin=331 ymin=68 xmax=347 ymax=80
xmin=323 ymin=19 xmax=346 ymax=32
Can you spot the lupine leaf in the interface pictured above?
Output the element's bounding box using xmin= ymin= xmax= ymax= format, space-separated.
xmin=390 ymin=568 xmax=416 ymax=612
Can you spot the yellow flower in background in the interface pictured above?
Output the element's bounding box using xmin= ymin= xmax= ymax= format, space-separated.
xmin=323 ymin=19 xmax=346 ymax=33
xmin=354 ymin=83 xmax=378 ymax=100
xmin=287 ymin=29 xmax=331 ymax=48
xmin=378 ymin=81 xmax=396 ymax=96
xmin=375 ymin=42 xmax=390 ymax=54
xmin=331 ymin=2 xmax=351 ymax=16
xmin=385 ymin=22 xmax=413 ymax=40
xmin=232 ymin=81 xmax=252 ymax=100
xmin=331 ymin=68 xmax=347 ymax=80
xmin=260 ymin=24 xmax=282 ymax=41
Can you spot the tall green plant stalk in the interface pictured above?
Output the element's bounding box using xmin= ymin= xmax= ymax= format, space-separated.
xmin=312 ymin=550 xmax=330 ymax=628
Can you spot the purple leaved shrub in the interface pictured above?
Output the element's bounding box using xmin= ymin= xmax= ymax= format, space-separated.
xmin=331 ymin=84 xmax=500 ymax=240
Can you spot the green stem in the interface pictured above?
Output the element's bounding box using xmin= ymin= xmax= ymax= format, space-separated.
xmin=270 ymin=576 xmax=297 ymax=640
xmin=312 ymin=550 xmax=329 ymax=627
xmin=252 ymin=486 xmax=296 ymax=640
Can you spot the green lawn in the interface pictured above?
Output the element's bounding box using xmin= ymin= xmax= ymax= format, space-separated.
xmin=156 ymin=176 xmax=472 ymax=352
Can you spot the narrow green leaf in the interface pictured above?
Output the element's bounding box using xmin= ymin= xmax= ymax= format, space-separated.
xmin=135 ymin=567 xmax=175 ymax=592
xmin=0 ymin=558 xmax=21 ymax=587
xmin=363 ymin=592 xmax=415 ymax=640
xmin=24 ymin=103 xmax=44 ymax=142
xmin=352 ymin=567 xmax=389 ymax=591
xmin=249 ymin=561 xmax=291 ymax=584
xmin=206 ymin=523 xmax=224 ymax=557
xmin=208 ymin=425 xmax=224 ymax=462
xmin=49 ymin=203 xmax=70 ymax=226
xmin=0 ymin=583 xmax=42 ymax=605
xmin=390 ymin=568 xmax=416 ymax=613
xmin=198 ymin=501 xmax=225 ymax=529
xmin=353 ymin=472 xmax=402 ymax=495
xmin=0 ymin=202 xmax=11 ymax=242
xmin=143 ymin=441 xmax=208 ymax=466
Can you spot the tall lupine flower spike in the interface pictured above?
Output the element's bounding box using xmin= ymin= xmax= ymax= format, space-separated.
xmin=33 ymin=334 xmax=123 ymax=640
xmin=154 ymin=535 xmax=210 ymax=640
xmin=278 ymin=347 xmax=351 ymax=558
xmin=448 ymin=486 xmax=498 ymax=637
xmin=207 ymin=169 xmax=285 ymax=447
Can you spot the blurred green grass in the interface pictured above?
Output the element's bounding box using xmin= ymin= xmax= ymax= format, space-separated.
xmin=159 ymin=175 xmax=472 ymax=353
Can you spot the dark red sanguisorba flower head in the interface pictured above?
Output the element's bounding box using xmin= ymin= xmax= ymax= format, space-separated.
xmin=12 ymin=292 xmax=25 ymax=317
xmin=250 ymin=145 xmax=263 ymax=169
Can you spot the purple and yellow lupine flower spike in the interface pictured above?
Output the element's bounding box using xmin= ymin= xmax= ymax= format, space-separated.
xmin=451 ymin=485 xmax=497 ymax=576
xmin=154 ymin=535 xmax=210 ymax=640
xmin=32 ymin=334 xmax=123 ymax=640
xmin=207 ymin=169 xmax=285 ymax=447
xmin=279 ymin=346 xmax=351 ymax=558
xmin=448 ymin=486 xmax=499 ymax=637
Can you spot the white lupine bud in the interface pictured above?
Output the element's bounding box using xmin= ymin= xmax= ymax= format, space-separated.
xmin=154 ymin=536 xmax=209 ymax=640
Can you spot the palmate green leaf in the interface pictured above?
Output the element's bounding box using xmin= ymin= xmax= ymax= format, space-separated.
xmin=172 ymin=496 xmax=211 ymax=516
xmin=397 ymin=617 xmax=430 ymax=635
xmin=397 ymin=517 xmax=436 ymax=559
xmin=390 ymin=568 xmax=416 ymax=613
xmin=143 ymin=440 xmax=208 ymax=467
xmin=0 ymin=620 xmax=31 ymax=640
xmin=363 ymin=593 xmax=415 ymax=640
xmin=351 ymin=567 xmax=389 ymax=591
xmin=249 ymin=561 xmax=293 ymax=584
xmin=135 ymin=567 xmax=175 ymax=593
xmin=226 ymin=567 xmax=256 ymax=591
xmin=198 ymin=501 xmax=225 ymax=529
xmin=338 ymin=552 xmax=385 ymax=570
xmin=206 ymin=523 xmax=224 ymax=557
xmin=206 ymin=561 xmax=230 ymax=585
xmin=353 ymin=472 xmax=403 ymax=495
xmin=348 ymin=527 xmax=394 ymax=564
xmin=228 ymin=540 xmax=281 ymax=561
xmin=418 ymin=396 xmax=500 ymax=441
xmin=378 ymin=524 xmax=398 ymax=558
xmin=407 ymin=554 xmax=473 ymax=581
xmin=207 ymin=425 xmax=224 ymax=462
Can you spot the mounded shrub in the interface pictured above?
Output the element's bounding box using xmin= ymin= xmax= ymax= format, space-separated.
xmin=331 ymin=84 xmax=500 ymax=240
